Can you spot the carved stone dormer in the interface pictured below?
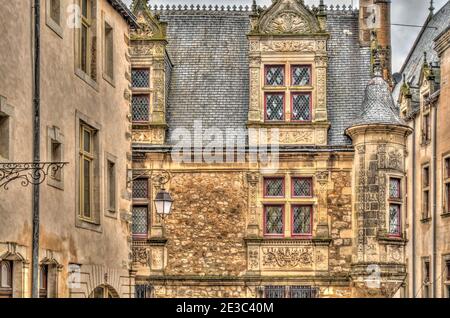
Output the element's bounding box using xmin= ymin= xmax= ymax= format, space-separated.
xmin=248 ymin=0 xmax=329 ymax=147
xmin=130 ymin=0 xmax=172 ymax=145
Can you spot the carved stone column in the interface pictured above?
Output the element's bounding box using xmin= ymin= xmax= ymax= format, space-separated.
xmin=314 ymin=52 xmax=328 ymax=122
xmin=246 ymin=172 xmax=260 ymax=237
xmin=248 ymin=41 xmax=261 ymax=123
xmin=315 ymin=170 xmax=330 ymax=238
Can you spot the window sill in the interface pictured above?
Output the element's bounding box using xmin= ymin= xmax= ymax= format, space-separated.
xmin=75 ymin=217 xmax=102 ymax=233
xmin=441 ymin=212 xmax=450 ymax=218
xmin=46 ymin=17 xmax=63 ymax=39
xmin=105 ymin=209 xmax=118 ymax=219
xmin=421 ymin=217 xmax=432 ymax=223
xmin=102 ymin=73 xmax=115 ymax=88
xmin=47 ymin=177 xmax=64 ymax=191
xmin=75 ymin=69 xmax=99 ymax=91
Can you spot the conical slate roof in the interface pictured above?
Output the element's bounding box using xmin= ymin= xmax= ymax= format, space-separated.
xmin=348 ymin=66 xmax=405 ymax=128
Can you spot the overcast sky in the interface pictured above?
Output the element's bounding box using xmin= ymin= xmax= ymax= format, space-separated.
xmin=124 ymin=0 xmax=448 ymax=72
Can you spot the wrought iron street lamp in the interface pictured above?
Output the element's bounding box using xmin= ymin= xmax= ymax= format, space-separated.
xmin=154 ymin=188 xmax=173 ymax=218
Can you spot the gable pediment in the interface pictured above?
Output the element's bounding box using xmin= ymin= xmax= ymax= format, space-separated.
xmin=254 ymin=0 xmax=321 ymax=35
xmin=131 ymin=0 xmax=166 ymax=40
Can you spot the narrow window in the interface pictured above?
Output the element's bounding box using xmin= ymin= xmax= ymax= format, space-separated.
xmin=291 ymin=93 xmax=311 ymax=121
xmin=135 ymin=284 xmax=152 ymax=298
xmin=39 ymin=265 xmax=49 ymax=298
xmin=292 ymin=177 xmax=313 ymax=198
xmin=104 ymin=21 xmax=114 ymax=80
xmin=423 ymin=166 xmax=430 ymax=219
xmin=78 ymin=0 xmax=96 ymax=79
xmin=292 ymin=205 xmax=312 ymax=236
xmin=132 ymin=206 xmax=148 ymax=239
xmin=106 ymin=160 xmax=116 ymax=212
xmin=132 ymin=95 xmax=150 ymax=122
xmin=291 ymin=66 xmax=311 ymax=86
xmin=50 ymin=140 xmax=62 ymax=180
xmin=446 ymin=260 xmax=450 ymax=281
xmin=0 ymin=113 xmax=10 ymax=160
xmin=263 ymin=177 xmax=284 ymax=198
xmin=132 ymin=69 xmax=150 ymax=88
xmin=132 ymin=178 xmax=148 ymax=199
xmin=423 ymin=260 xmax=430 ymax=298
xmin=264 ymin=286 xmax=285 ymax=298
xmin=389 ymin=204 xmax=401 ymax=237
xmin=264 ymin=93 xmax=284 ymax=121
xmin=79 ymin=123 xmax=95 ymax=221
xmin=0 ymin=261 xmax=13 ymax=298
xmin=444 ymin=158 xmax=450 ymax=214
xmin=423 ymin=113 xmax=431 ymax=142
xmin=389 ymin=178 xmax=401 ymax=199
xmin=50 ymin=0 xmax=61 ymax=25
xmin=265 ymin=65 xmax=284 ymax=86
xmin=264 ymin=205 xmax=284 ymax=237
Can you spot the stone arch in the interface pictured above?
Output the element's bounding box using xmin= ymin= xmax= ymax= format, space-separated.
xmin=89 ymin=284 xmax=120 ymax=298
xmin=40 ymin=253 xmax=63 ymax=298
xmin=0 ymin=243 xmax=29 ymax=298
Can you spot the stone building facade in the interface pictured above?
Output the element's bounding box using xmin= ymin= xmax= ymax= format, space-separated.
xmin=394 ymin=1 xmax=450 ymax=298
xmin=0 ymin=0 xmax=137 ymax=298
xmin=129 ymin=0 xmax=410 ymax=298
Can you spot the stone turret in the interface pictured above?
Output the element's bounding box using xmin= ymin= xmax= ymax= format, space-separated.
xmin=346 ymin=57 xmax=412 ymax=297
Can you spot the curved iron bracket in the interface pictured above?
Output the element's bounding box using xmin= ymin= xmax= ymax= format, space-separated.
xmin=0 ymin=162 xmax=69 ymax=190
xmin=128 ymin=169 xmax=171 ymax=189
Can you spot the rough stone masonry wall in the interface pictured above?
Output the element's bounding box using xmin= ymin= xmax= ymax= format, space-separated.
xmin=164 ymin=172 xmax=248 ymax=277
xmin=328 ymin=171 xmax=353 ymax=275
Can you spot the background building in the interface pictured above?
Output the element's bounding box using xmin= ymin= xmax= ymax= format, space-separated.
xmin=395 ymin=1 xmax=450 ymax=298
xmin=0 ymin=0 xmax=137 ymax=298
xmin=129 ymin=0 xmax=409 ymax=298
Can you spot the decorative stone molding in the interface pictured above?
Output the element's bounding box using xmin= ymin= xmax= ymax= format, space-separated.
xmin=260 ymin=40 xmax=315 ymax=52
xmin=132 ymin=128 xmax=165 ymax=144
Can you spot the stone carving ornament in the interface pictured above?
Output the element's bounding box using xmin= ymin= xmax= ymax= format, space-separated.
xmin=265 ymin=12 xmax=311 ymax=34
xmin=262 ymin=247 xmax=313 ymax=268
xmin=260 ymin=40 xmax=315 ymax=53
xmin=133 ymin=247 xmax=149 ymax=265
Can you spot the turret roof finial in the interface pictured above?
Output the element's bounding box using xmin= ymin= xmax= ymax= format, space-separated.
xmin=252 ymin=0 xmax=257 ymax=12
xmin=429 ymin=0 xmax=435 ymax=15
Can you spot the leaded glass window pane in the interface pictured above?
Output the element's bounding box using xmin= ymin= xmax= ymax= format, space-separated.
xmin=292 ymin=178 xmax=312 ymax=197
xmin=133 ymin=178 xmax=148 ymax=198
xmin=264 ymin=286 xmax=285 ymax=298
xmin=389 ymin=204 xmax=401 ymax=236
xmin=389 ymin=178 xmax=401 ymax=199
xmin=292 ymin=66 xmax=311 ymax=86
xmin=132 ymin=95 xmax=150 ymax=122
xmin=265 ymin=66 xmax=284 ymax=86
xmin=292 ymin=206 xmax=312 ymax=235
xmin=132 ymin=206 xmax=148 ymax=236
xmin=265 ymin=94 xmax=284 ymax=121
xmin=265 ymin=206 xmax=283 ymax=235
xmin=290 ymin=286 xmax=318 ymax=298
xmin=264 ymin=178 xmax=284 ymax=197
xmin=292 ymin=94 xmax=311 ymax=121
xmin=132 ymin=69 xmax=150 ymax=88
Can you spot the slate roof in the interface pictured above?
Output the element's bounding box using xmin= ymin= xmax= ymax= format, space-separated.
xmin=348 ymin=72 xmax=405 ymax=128
xmin=108 ymin=0 xmax=139 ymax=27
xmin=155 ymin=8 xmax=371 ymax=146
xmin=392 ymin=2 xmax=450 ymax=103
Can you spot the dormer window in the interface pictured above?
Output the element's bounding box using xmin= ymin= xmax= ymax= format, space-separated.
xmin=265 ymin=65 xmax=285 ymax=86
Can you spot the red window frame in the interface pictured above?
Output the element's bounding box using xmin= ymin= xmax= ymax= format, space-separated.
xmin=264 ymin=65 xmax=286 ymax=86
xmin=263 ymin=204 xmax=285 ymax=238
xmin=291 ymin=205 xmax=313 ymax=237
xmin=132 ymin=205 xmax=149 ymax=240
xmin=389 ymin=178 xmax=402 ymax=200
xmin=291 ymin=65 xmax=312 ymax=86
xmin=291 ymin=177 xmax=313 ymax=198
xmin=263 ymin=177 xmax=285 ymax=198
xmin=389 ymin=204 xmax=402 ymax=238
xmin=290 ymin=92 xmax=312 ymax=122
xmin=264 ymin=92 xmax=285 ymax=122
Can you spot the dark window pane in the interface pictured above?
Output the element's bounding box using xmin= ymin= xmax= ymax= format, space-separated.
xmin=292 ymin=94 xmax=311 ymax=121
xmin=83 ymin=129 xmax=91 ymax=153
xmin=389 ymin=204 xmax=400 ymax=235
xmin=108 ymin=161 xmax=115 ymax=210
xmin=132 ymin=178 xmax=148 ymax=198
xmin=265 ymin=66 xmax=284 ymax=86
xmin=446 ymin=184 xmax=450 ymax=213
xmin=132 ymin=69 xmax=150 ymax=88
xmin=132 ymin=206 xmax=148 ymax=236
xmin=81 ymin=25 xmax=88 ymax=72
xmin=0 ymin=261 xmax=12 ymax=289
xmin=265 ymin=94 xmax=284 ymax=121
xmin=82 ymin=0 xmax=88 ymax=18
xmin=265 ymin=206 xmax=283 ymax=235
xmin=264 ymin=286 xmax=285 ymax=298
xmin=290 ymin=286 xmax=318 ymax=298
xmin=292 ymin=66 xmax=311 ymax=86
xmin=135 ymin=284 xmax=152 ymax=298
xmin=446 ymin=261 xmax=450 ymax=280
xmin=83 ymin=159 xmax=91 ymax=218
xmin=292 ymin=206 xmax=312 ymax=235
xmin=446 ymin=158 xmax=450 ymax=178
xmin=264 ymin=178 xmax=284 ymax=197
xmin=50 ymin=0 xmax=60 ymax=24
xmin=132 ymin=95 xmax=150 ymax=122
xmin=292 ymin=178 xmax=312 ymax=197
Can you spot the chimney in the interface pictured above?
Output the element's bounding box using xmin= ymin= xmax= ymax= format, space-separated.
xmin=359 ymin=0 xmax=392 ymax=82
